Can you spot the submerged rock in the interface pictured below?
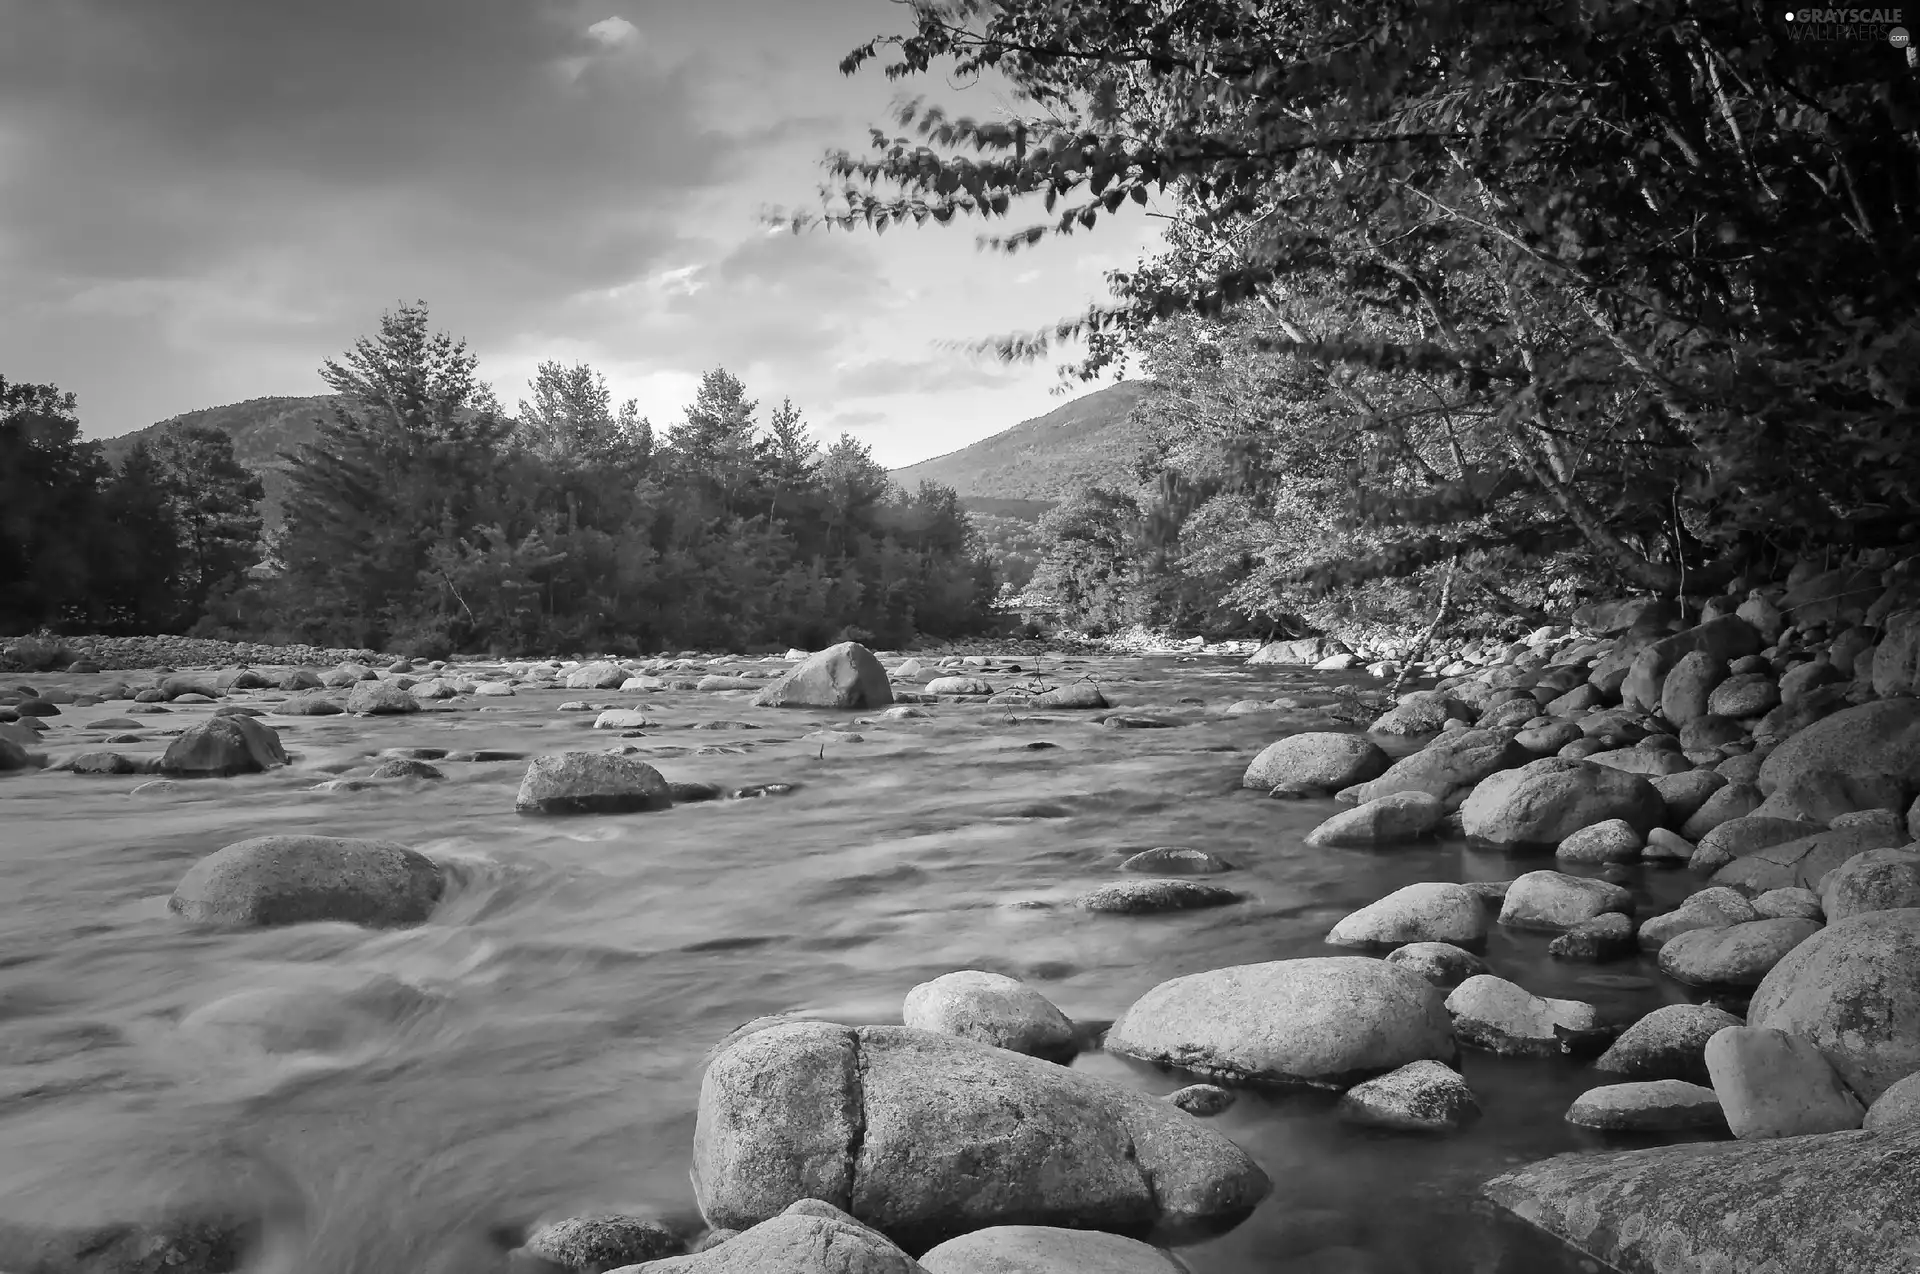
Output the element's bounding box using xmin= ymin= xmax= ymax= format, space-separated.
xmin=1118 ymin=847 xmax=1235 ymax=875
xmin=1077 ymin=880 xmax=1241 ymax=914
xmin=524 ymin=1214 xmax=683 ymax=1271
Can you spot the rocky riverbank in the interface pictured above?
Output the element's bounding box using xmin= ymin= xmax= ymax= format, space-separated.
xmin=3 ymin=555 xmax=1919 ymax=1273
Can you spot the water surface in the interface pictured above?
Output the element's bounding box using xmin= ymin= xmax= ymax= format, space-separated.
xmin=0 ymin=655 xmax=1709 ymax=1272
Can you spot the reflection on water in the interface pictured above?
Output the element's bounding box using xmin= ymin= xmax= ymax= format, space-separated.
xmin=0 ymin=656 xmax=1707 ymax=1272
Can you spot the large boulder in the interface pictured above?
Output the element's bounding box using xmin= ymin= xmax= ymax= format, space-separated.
xmin=1031 ymin=683 xmax=1107 ymax=710
xmin=1677 ymin=781 xmax=1763 ymax=840
xmin=1342 ymin=729 xmax=1529 ymax=804
xmin=1460 ymin=758 xmax=1665 ymax=848
xmin=1483 ymin=1121 xmax=1920 ymax=1274
xmin=516 ymin=753 xmax=674 ymax=815
xmin=1637 ymin=886 xmax=1759 ymax=951
xmin=1689 ymin=813 xmax=1825 ymax=875
xmin=1620 ymin=617 xmax=1764 ymax=712
xmin=1241 ymin=732 xmax=1387 ymax=792
xmin=565 ymin=661 xmax=630 ymax=690
xmin=1705 ymin=1025 xmax=1865 ymax=1140
xmin=917 ymin=1226 xmax=1181 ymax=1274
xmin=159 ymin=715 xmax=289 ymax=778
xmin=633 ymin=1201 xmax=924 ymax=1273
xmin=752 ymin=643 xmax=894 ymax=710
xmin=1710 ymin=821 xmax=1907 ymax=893
xmin=1367 ymin=691 xmax=1467 ymax=736
xmin=1659 ymin=650 xmax=1728 ymax=727
xmin=169 ymin=835 xmax=444 ymax=928
xmin=1302 ymin=792 xmax=1444 ymax=847
xmin=1332 ymin=1059 xmax=1479 ymax=1132
xmin=1246 ymin=637 xmax=1329 ymax=665
xmin=1757 ymin=698 xmax=1920 ymax=812
xmin=1594 ymin=1003 xmax=1745 ymax=1084
xmin=345 ymin=679 xmax=421 ymax=715
xmin=691 ymin=1023 xmax=1269 ymax=1252
xmin=1823 ymin=847 xmax=1920 ymax=923
xmin=1657 ymin=917 xmax=1822 ymax=988
xmin=1324 ymin=883 xmax=1488 ymax=950
xmin=1104 ymin=958 xmax=1454 ymax=1089
xmin=1382 ymin=942 xmax=1489 ymax=988
xmin=900 ymin=972 xmax=1075 ymax=1062
xmin=1444 ymin=975 xmax=1597 ymax=1057
xmin=1564 ymin=1081 xmax=1724 ymax=1133
xmin=1748 ymin=908 xmax=1920 ymax=1102
xmin=1781 ymin=565 xmax=1882 ymax=628
xmin=1871 ymin=609 xmax=1920 ymax=699
xmin=1498 ymin=870 xmax=1633 ymax=933
xmin=1572 ymin=597 xmax=1679 ymax=635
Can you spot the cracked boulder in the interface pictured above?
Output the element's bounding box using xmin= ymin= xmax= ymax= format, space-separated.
xmin=692 ymin=1023 xmax=1268 ymax=1255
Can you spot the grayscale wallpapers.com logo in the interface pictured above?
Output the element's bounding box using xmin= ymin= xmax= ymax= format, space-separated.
xmin=1778 ymin=5 xmax=1910 ymax=45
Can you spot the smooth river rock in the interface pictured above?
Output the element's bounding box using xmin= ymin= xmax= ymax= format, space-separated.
xmin=1460 ymin=757 xmax=1665 ymax=847
xmin=169 ymin=834 xmax=445 ymax=928
xmin=1105 ymin=957 xmax=1455 ymax=1089
xmin=917 ymin=1226 xmax=1185 ymax=1274
xmin=159 ymin=715 xmax=289 ymax=778
xmin=900 ymin=971 xmax=1075 ymax=1062
xmin=1242 ymin=732 xmax=1388 ymax=792
xmin=622 ymin=1201 xmax=923 ymax=1274
xmin=1332 ymin=1059 xmax=1479 ymax=1132
xmin=1594 ymin=1003 xmax=1745 ymax=1085
xmin=1444 ymin=975 xmax=1597 ymax=1057
xmin=1497 ymin=871 xmax=1633 ymax=933
xmin=691 ymin=1022 xmax=1270 ymax=1252
xmin=1324 ymin=883 xmax=1488 ymax=950
xmin=516 ymin=752 xmax=673 ymax=815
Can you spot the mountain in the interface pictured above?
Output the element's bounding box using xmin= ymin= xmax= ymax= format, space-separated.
xmin=886 ymin=380 xmax=1153 ymax=507
xmin=97 ymin=395 xmax=340 ymax=532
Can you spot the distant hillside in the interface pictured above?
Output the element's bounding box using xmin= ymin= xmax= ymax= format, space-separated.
xmin=99 ymin=395 xmax=339 ymax=532
xmin=888 ymin=380 xmax=1153 ymax=508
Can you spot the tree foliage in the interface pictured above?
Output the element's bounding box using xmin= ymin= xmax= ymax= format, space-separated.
xmin=253 ymin=305 xmax=999 ymax=654
xmin=805 ymin=0 xmax=1920 ymax=621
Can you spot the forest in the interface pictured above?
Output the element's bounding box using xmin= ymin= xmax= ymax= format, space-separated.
xmin=0 ymin=304 xmax=999 ymax=655
xmin=809 ymin=0 xmax=1919 ymax=640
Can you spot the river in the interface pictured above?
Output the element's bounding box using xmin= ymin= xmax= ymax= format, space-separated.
xmin=0 ymin=654 xmax=1711 ymax=1273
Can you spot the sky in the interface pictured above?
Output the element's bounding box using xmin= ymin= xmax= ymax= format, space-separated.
xmin=0 ymin=0 xmax=1168 ymax=468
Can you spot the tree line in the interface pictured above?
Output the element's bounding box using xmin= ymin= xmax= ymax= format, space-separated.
xmin=1 ymin=304 xmax=1000 ymax=655
xmin=812 ymin=0 xmax=1920 ymax=638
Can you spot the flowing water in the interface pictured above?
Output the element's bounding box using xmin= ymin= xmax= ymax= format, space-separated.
xmin=0 ymin=655 xmax=1713 ymax=1274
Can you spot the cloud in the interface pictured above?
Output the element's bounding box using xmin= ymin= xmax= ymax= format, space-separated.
xmin=586 ymin=15 xmax=639 ymax=47
xmin=830 ymin=355 xmax=1024 ymax=398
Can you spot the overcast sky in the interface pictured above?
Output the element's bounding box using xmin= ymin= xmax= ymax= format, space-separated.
xmin=0 ymin=0 xmax=1165 ymax=467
